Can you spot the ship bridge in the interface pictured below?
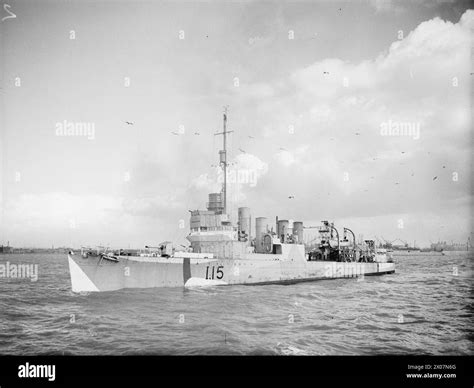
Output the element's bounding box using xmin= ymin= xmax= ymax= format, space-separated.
xmin=187 ymin=192 xmax=306 ymax=260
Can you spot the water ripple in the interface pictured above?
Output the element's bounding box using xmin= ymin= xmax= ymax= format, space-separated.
xmin=0 ymin=252 xmax=472 ymax=355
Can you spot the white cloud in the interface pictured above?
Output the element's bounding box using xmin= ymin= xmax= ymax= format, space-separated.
xmin=3 ymin=9 xmax=472 ymax=248
xmin=4 ymin=192 xmax=122 ymax=229
xmin=226 ymin=153 xmax=269 ymax=204
xmin=190 ymin=171 xmax=221 ymax=192
xmin=241 ymin=10 xmax=473 ymax=244
xmin=190 ymin=153 xmax=268 ymax=205
xmin=369 ymin=0 xmax=405 ymax=14
xmin=274 ymin=146 xmax=309 ymax=167
xmin=232 ymin=82 xmax=275 ymax=99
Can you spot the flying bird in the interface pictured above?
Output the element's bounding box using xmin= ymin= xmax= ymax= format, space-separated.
xmin=323 ymin=71 xmax=329 ymax=75
xmin=433 ymin=176 xmax=438 ymax=181
xmin=442 ymin=165 xmax=446 ymax=169
xmin=238 ymin=148 xmax=246 ymax=153
xmin=288 ymin=196 xmax=294 ymax=199
xmin=171 ymin=131 xmax=179 ymax=136
xmin=125 ymin=121 xmax=134 ymax=125
xmin=194 ymin=132 xmax=200 ymax=135
xmin=355 ymin=132 xmax=360 ymax=136
xmin=248 ymin=135 xmax=255 ymax=139
xmin=279 ymin=147 xmax=287 ymax=151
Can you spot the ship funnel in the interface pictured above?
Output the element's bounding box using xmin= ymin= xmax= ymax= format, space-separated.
xmin=293 ymin=222 xmax=304 ymax=244
xmin=277 ymin=219 xmax=289 ymax=243
xmin=255 ymin=217 xmax=268 ymax=253
xmin=207 ymin=193 xmax=224 ymax=213
xmin=238 ymin=207 xmax=251 ymax=243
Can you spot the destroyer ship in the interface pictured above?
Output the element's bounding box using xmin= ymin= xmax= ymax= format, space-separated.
xmin=68 ymin=110 xmax=395 ymax=292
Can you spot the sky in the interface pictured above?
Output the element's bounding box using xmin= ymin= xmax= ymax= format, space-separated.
xmin=0 ymin=0 xmax=472 ymax=249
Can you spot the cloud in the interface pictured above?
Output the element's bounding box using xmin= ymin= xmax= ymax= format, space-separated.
xmin=2 ymin=193 xmax=126 ymax=247
xmin=3 ymin=8 xmax=472 ymax=248
xmin=190 ymin=171 xmax=221 ymax=192
xmin=4 ymin=192 xmax=122 ymax=229
xmin=2 ymin=191 xmax=191 ymax=247
xmin=272 ymin=9 xmax=472 ymax=162
xmin=238 ymin=10 xmax=472 ymax=243
xmin=274 ymin=146 xmax=309 ymax=167
xmin=231 ymin=82 xmax=275 ymax=99
xmin=369 ymin=0 xmax=406 ymax=14
xmin=190 ymin=153 xmax=269 ymax=205
xmin=233 ymin=153 xmax=269 ymax=176
xmin=122 ymin=195 xmax=182 ymax=217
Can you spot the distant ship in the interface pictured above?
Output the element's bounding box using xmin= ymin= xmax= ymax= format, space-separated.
xmin=68 ymin=110 xmax=395 ymax=292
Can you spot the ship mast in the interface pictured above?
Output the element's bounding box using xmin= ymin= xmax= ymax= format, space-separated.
xmin=215 ymin=106 xmax=233 ymax=214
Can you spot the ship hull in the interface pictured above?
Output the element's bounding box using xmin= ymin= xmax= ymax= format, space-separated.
xmin=68 ymin=253 xmax=395 ymax=293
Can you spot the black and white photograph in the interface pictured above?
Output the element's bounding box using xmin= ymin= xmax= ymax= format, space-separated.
xmin=0 ymin=0 xmax=472 ymax=384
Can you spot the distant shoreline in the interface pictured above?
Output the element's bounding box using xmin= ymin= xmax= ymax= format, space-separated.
xmin=392 ymin=250 xmax=472 ymax=256
xmin=0 ymin=248 xmax=471 ymax=255
xmin=0 ymin=248 xmax=72 ymax=254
